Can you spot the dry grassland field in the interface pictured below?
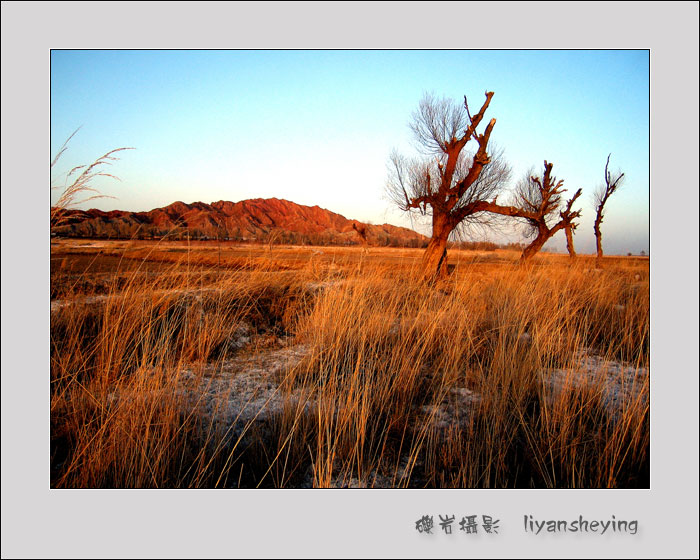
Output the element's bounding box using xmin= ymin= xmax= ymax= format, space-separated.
xmin=50 ymin=238 xmax=650 ymax=488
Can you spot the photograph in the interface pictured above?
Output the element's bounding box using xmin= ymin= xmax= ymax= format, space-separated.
xmin=1 ymin=2 xmax=698 ymax=558
xmin=48 ymin=48 xmax=650 ymax=491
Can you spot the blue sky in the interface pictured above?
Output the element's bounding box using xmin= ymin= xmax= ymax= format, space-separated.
xmin=51 ymin=50 xmax=649 ymax=254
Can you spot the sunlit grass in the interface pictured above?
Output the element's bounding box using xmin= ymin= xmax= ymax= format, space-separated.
xmin=51 ymin=242 xmax=649 ymax=488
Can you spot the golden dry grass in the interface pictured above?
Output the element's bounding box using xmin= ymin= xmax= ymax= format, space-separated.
xmin=50 ymin=240 xmax=649 ymax=488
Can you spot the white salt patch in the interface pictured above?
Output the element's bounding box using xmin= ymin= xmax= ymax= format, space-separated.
xmin=543 ymin=349 xmax=649 ymax=415
xmin=420 ymin=386 xmax=481 ymax=431
xmin=182 ymin=344 xmax=313 ymax=442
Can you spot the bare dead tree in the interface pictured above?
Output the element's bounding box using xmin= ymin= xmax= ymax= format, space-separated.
xmin=472 ymin=161 xmax=582 ymax=262
xmin=593 ymin=154 xmax=625 ymax=266
xmin=386 ymin=91 xmax=511 ymax=279
xmin=511 ymin=162 xmax=582 ymax=261
xmin=352 ymin=222 xmax=370 ymax=253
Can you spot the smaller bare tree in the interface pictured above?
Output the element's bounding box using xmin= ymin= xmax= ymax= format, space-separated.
xmin=485 ymin=161 xmax=582 ymax=262
xmin=593 ymin=154 xmax=625 ymax=266
xmin=516 ymin=162 xmax=582 ymax=261
xmin=352 ymin=222 xmax=370 ymax=254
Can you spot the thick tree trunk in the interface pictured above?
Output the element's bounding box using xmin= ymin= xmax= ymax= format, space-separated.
xmin=422 ymin=214 xmax=451 ymax=280
xmin=565 ymin=225 xmax=576 ymax=259
xmin=520 ymin=229 xmax=549 ymax=263
xmin=593 ymin=217 xmax=603 ymax=265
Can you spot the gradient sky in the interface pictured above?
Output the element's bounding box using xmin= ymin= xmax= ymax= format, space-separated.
xmin=51 ymin=50 xmax=649 ymax=255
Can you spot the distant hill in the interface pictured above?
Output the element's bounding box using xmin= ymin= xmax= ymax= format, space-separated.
xmin=51 ymin=198 xmax=428 ymax=247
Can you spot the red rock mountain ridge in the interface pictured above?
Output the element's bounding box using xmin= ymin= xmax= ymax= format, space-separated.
xmin=52 ymin=198 xmax=427 ymax=247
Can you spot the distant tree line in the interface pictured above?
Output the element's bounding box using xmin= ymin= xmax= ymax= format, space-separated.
xmin=53 ymin=216 xmax=539 ymax=253
xmin=448 ymin=240 xmax=528 ymax=252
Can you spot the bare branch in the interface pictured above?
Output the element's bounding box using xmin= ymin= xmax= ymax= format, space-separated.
xmin=461 ymin=92 xmax=495 ymax=147
xmin=463 ymin=95 xmax=473 ymax=124
xmin=409 ymin=92 xmax=469 ymax=155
